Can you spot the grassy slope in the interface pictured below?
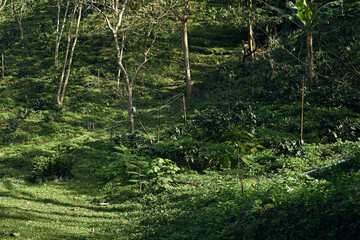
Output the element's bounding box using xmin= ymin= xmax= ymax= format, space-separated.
xmin=1 ymin=148 xmax=360 ymax=239
xmin=1 ymin=2 xmax=360 ymax=240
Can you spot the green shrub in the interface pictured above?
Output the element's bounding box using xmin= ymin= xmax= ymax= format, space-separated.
xmin=140 ymin=140 xmax=215 ymax=171
xmin=146 ymin=157 xmax=180 ymax=190
xmin=32 ymin=154 xmax=73 ymax=181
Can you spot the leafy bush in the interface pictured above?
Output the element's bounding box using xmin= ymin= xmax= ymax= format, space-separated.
xmin=6 ymin=118 xmax=24 ymax=132
xmin=319 ymin=117 xmax=360 ymax=143
xmin=251 ymin=80 xmax=302 ymax=103
xmin=140 ymin=140 xmax=214 ymax=171
xmin=146 ymin=157 xmax=180 ymax=190
xmin=30 ymin=98 xmax=51 ymax=110
xmin=309 ymin=84 xmax=360 ymax=111
xmin=114 ymin=133 xmax=147 ymax=149
xmin=276 ymin=139 xmax=304 ymax=157
xmin=32 ymin=154 xmax=73 ymax=181
xmin=191 ymin=108 xmax=232 ymax=140
xmin=97 ymin=145 xmax=147 ymax=187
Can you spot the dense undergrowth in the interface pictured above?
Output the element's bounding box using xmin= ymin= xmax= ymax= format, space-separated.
xmin=1 ymin=0 xmax=360 ymax=239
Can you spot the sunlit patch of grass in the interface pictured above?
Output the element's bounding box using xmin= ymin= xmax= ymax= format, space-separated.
xmin=0 ymin=180 xmax=141 ymax=239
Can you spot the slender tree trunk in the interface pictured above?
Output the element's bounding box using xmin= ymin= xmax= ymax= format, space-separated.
xmin=57 ymin=2 xmax=82 ymax=106
xmin=55 ymin=0 xmax=70 ymax=70
xmin=12 ymin=0 xmax=24 ymax=41
xmin=116 ymin=68 xmax=121 ymax=99
xmin=95 ymin=0 xmax=135 ymax=134
xmin=248 ymin=0 xmax=255 ymax=59
xmin=182 ymin=19 xmax=191 ymax=98
xmin=93 ymin=0 xmax=155 ymax=134
xmin=57 ymin=5 xmax=76 ymax=105
xmin=306 ymin=30 xmax=315 ymax=87
xmin=0 ymin=0 xmax=7 ymax=12
xmin=127 ymin=85 xmax=134 ymax=134
xmin=182 ymin=0 xmax=191 ymax=98
xmin=114 ymin=32 xmax=134 ymax=134
xmin=55 ymin=0 xmax=61 ymax=68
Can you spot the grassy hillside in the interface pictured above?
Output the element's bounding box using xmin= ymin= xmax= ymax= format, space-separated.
xmin=1 ymin=1 xmax=360 ymax=239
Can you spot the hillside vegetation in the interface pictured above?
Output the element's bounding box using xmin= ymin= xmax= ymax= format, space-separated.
xmin=1 ymin=0 xmax=360 ymax=239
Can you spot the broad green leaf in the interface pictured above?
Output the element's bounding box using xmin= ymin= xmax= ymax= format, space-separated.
xmin=250 ymin=147 xmax=258 ymax=154
xmin=296 ymin=0 xmax=313 ymax=26
xmin=286 ymin=1 xmax=298 ymax=14
xmin=127 ymin=171 xmax=143 ymax=176
xmin=316 ymin=0 xmax=343 ymax=14
xmin=129 ymin=179 xmax=141 ymax=183
xmin=316 ymin=0 xmax=343 ymax=23
xmin=241 ymin=157 xmax=250 ymax=166
xmin=125 ymin=163 xmax=139 ymax=169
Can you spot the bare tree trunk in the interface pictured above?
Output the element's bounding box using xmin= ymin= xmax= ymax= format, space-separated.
xmin=169 ymin=1 xmax=193 ymax=94
xmin=116 ymin=68 xmax=121 ymax=99
xmin=114 ymin=31 xmax=134 ymax=133
xmin=94 ymin=0 xmax=135 ymax=133
xmin=182 ymin=18 xmax=192 ymax=98
xmin=0 ymin=0 xmax=7 ymax=12
xmin=306 ymin=30 xmax=315 ymax=87
xmin=127 ymin=85 xmax=134 ymax=134
xmin=57 ymin=5 xmax=76 ymax=105
xmin=248 ymin=0 xmax=255 ymax=59
xmin=92 ymin=0 xmax=157 ymax=134
xmin=55 ymin=0 xmax=70 ymax=70
xmin=12 ymin=0 xmax=24 ymax=41
xmin=57 ymin=2 xmax=82 ymax=106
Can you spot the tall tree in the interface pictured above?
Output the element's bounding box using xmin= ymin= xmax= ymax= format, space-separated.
xmin=171 ymin=0 xmax=192 ymax=98
xmin=270 ymin=0 xmax=344 ymax=87
xmin=57 ymin=1 xmax=83 ymax=106
xmin=11 ymin=0 xmax=24 ymax=41
xmin=91 ymin=0 xmax=167 ymax=134
xmin=55 ymin=0 xmax=70 ymax=70
xmin=247 ymin=0 xmax=255 ymax=60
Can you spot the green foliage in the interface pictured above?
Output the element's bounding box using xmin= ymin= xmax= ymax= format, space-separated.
xmin=141 ymin=140 xmax=214 ymax=171
xmin=114 ymin=134 xmax=147 ymax=149
xmin=97 ymin=145 xmax=147 ymax=186
xmin=191 ymin=108 xmax=232 ymax=140
xmin=32 ymin=155 xmax=72 ymax=181
xmin=294 ymin=0 xmax=313 ymax=26
xmin=0 ymin=0 xmax=359 ymax=239
xmin=276 ymin=139 xmax=304 ymax=157
xmin=273 ymin=0 xmax=343 ymax=28
xmin=31 ymin=151 xmax=74 ymax=181
xmin=212 ymin=130 xmax=262 ymax=169
xmin=146 ymin=157 xmax=180 ymax=189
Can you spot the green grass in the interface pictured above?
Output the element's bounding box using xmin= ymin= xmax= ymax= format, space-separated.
xmin=0 ymin=1 xmax=359 ymax=239
xmin=1 ymin=141 xmax=359 ymax=239
xmin=0 ymin=180 xmax=138 ymax=239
